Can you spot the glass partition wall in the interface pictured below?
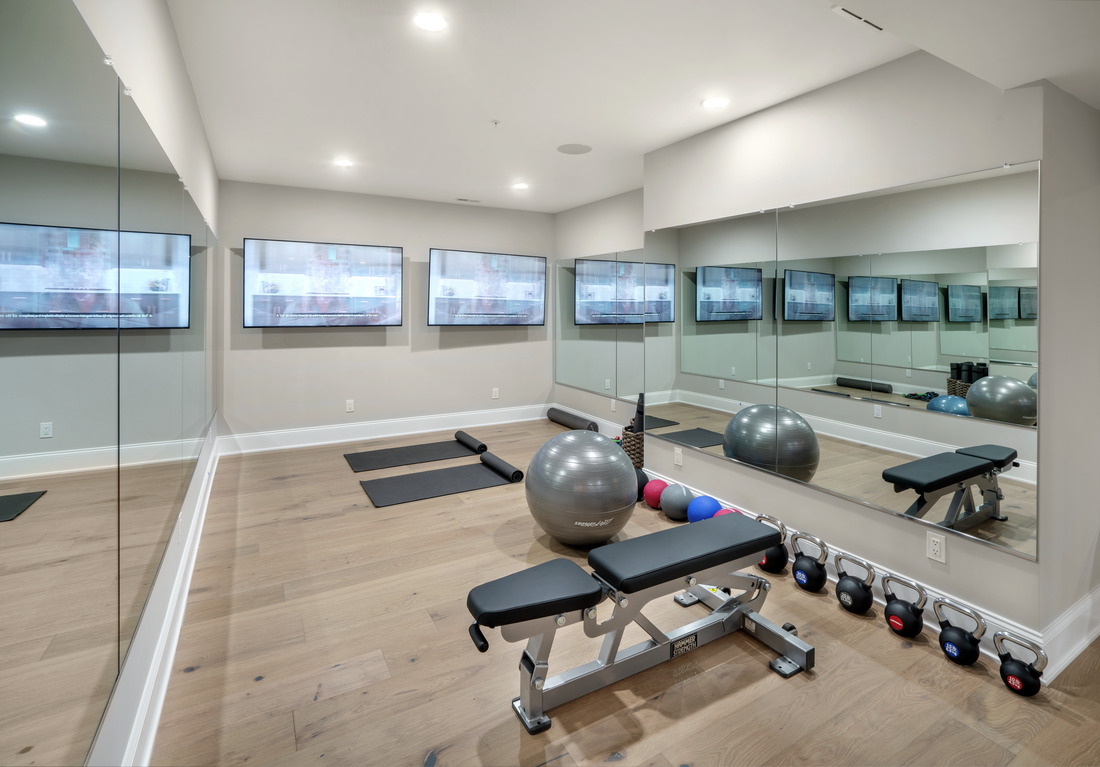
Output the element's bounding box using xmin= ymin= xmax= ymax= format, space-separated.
xmin=0 ymin=2 xmax=214 ymax=763
xmin=642 ymin=164 xmax=1039 ymax=559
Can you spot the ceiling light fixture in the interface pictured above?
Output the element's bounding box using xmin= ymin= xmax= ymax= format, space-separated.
xmin=701 ymin=97 xmax=730 ymax=110
xmin=512 ymin=182 xmax=529 ymax=191
xmin=414 ymin=12 xmax=447 ymax=31
xmin=14 ymin=114 xmax=47 ymax=127
xmin=333 ymin=157 xmax=354 ymax=167
xmin=557 ymin=143 xmax=592 ymax=155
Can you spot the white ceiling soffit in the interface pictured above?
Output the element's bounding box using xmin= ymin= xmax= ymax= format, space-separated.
xmin=837 ymin=0 xmax=1100 ymax=110
xmin=164 ymin=0 xmax=917 ymax=213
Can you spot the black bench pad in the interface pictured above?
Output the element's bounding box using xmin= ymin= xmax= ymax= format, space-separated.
xmin=467 ymin=559 xmax=604 ymax=628
xmin=883 ymin=452 xmax=992 ymax=495
xmin=956 ymin=444 xmax=1017 ymax=470
xmin=587 ymin=513 xmax=779 ymax=594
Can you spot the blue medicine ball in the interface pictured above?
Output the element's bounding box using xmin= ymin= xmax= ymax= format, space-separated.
xmin=927 ymin=394 xmax=971 ymax=416
xmin=687 ymin=495 xmax=723 ymax=523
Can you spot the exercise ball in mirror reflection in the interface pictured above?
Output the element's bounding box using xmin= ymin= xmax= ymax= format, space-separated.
xmin=723 ymin=404 xmax=820 ymax=482
xmin=1028 ymin=372 xmax=1038 ymax=389
xmin=525 ymin=430 xmax=638 ymax=546
xmin=927 ymin=394 xmax=971 ymax=416
xmin=966 ymin=375 xmax=1037 ymax=426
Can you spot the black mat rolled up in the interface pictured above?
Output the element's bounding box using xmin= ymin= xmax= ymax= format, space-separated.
xmin=547 ymin=407 xmax=598 ymax=432
xmin=836 ymin=377 xmax=893 ymax=394
xmin=359 ymin=451 xmax=523 ymax=507
xmin=480 ymin=451 xmax=524 ymax=482
xmin=344 ymin=430 xmax=488 ymax=472
xmin=454 ymin=430 xmax=488 ymax=453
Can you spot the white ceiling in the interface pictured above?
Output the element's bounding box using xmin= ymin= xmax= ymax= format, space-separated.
xmin=43 ymin=0 xmax=1100 ymax=216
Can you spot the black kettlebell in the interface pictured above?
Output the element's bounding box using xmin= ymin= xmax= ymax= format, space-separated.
xmin=882 ymin=574 xmax=926 ymax=638
xmin=790 ymin=533 xmax=828 ymax=592
xmin=993 ymin=631 xmax=1048 ymax=697
xmin=755 ymin=514 xmax=789 ymax=573
xmin=834 ymin=554 xmax=875 ymax=614
xmin=933 ymin=599 xmax=986 ymax=666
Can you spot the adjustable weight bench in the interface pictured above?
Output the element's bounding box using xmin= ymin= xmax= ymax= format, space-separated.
xmin=466 ymin=512 xmax=815 ymax=734
xmin=882 ymin=444 xmax=1019 ymax=531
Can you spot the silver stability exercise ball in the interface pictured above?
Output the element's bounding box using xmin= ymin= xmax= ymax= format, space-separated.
xmin=723 ymin=404 xmax=820 ymax=482
xmin=1027 ymin=371 xmax=1038 ymax=389
xmin=966 ymin=375 xmax=1037 ymax=426
xmin=525 ymin=430 xmax=638 ymax=546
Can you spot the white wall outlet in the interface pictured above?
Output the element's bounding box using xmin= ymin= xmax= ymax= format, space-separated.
xmin=610 ymin=399 xmax=617 ymax=412
xmin=873 ymin=405 xmax=882 ymax=419
xmin=39 ymin=421 xmax=53 ymax=438
xmin=927 ymin=531 xmax=947 ymax=563
xmin=345 ymin=399 xmax=354 ymax=413
xmin=491 ymin=387 xmax=500 ymax=399
xmin=718 ymin=379 xmax=725 ymax=390
xmin=674 ymin=446 xmax=683 ymax=467
xmin=906 ymin=369 xmax=912 ymax=378
xmin=807 ymin=361 xmax=812 ymax=371
xmin=604 ymin=378 xmax=611 ymax=390
xmin=730 ymin=366 xmax=736 ymax=377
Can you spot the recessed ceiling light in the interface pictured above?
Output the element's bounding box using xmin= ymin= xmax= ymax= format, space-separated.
xmin=557 ymin=143 xmax=592 ymax=155
xmin=701 ymin=97 xmax=730 ymax=110
xmin=333 ymin=157 xmax=354 ymax=167
xmin=512 ymin=182 xmax=529 ymax=191
xmin=14 ymin=113 xmax=47 ymax=127
xmin=414 ymin=12 xmax=447 ymax=31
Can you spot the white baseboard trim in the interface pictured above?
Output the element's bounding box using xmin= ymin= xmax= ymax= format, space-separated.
xmin=0 ymin=438 xmax=204 ymax=480
xmin=1040 ymin=585 xmax=1100 ymax=681
xmin=85 ymin=418 xmax=221 ymax=767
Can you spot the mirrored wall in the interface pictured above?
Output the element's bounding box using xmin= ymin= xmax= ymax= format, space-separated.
xmin=641 ymin=163 xmax=1039 ymax=558
xmin=0 ymin=1 xmax=214 ymax=763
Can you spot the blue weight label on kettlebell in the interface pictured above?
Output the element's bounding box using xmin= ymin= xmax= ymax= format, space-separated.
xmin=794 ymin=570 xmax=807 ymax=585
xmin=944 ymin=642 xmax=959 ymax=657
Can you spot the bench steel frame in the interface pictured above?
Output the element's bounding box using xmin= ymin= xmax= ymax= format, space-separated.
xmin=496 ymin=553 xmax=814 ymax=734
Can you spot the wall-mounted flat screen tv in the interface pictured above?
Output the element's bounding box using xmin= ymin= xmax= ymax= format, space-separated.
xmin=899 ymin=278 xmax=940 ymax=322
xmin=783 ymin=269 xmax=835 ymax=321
xmin=243 ymin=238 xmax=402 ymax=327
xmin=987 ymin=285 xmax=1020 ymax=320
xmin=0 ymin=221 xmax=190 ymax=330
xmin=574 ymin=259 xmax=675 ymax=324
xmin=428 ymin=248 xmax=546 ymax=326
xmin=847 ymin=275 xmax=898 ymax=322
xmin=947 ymin=284 xmax=983 ymax=322
xmin=1019 ymin=286 xmax=1038 ymax=319
xmin=696 ymin=265 xmax=762 ymax=321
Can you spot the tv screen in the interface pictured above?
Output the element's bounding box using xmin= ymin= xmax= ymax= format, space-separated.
xmin=783 ymin=269 xmax=835 ymax=321
xmin=988 ymin=285 xmax=1020 ymax=320
xmin=847 ymin=275 xmax=898 ymax=322
xmin=428 ymin=248 xmax=545 ymax=326
xmin=696 ymin=265 xmax=762 ymax=321
xmin=1019 ymin=286 xmax=1038 ymax=319
xmin=243 ymin=238 xmax=402 ymax=327
xmin=947 ymin=284 xmax=983 ymax=322
xmin=0 ymin=221 xmax=190 ymax=330
xmin=899 ymin=278 xmax=940 ymax=322
xmin=574 ymin=259 xmax=675 ymax=324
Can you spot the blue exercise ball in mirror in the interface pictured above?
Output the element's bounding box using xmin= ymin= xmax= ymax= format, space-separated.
xmin=1028 ymin=371 xmax=1038 ymax=389
xmin=966 ymin=375 xmax=1037 ymax=426
xmin=927 ymin=394 xmax=971 ymax=416
xmin=723 ymin=404 xmax=820 ymax=482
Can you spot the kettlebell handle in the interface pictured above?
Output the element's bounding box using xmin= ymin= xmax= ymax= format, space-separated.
xmin=835 ymin=553 xmax=875 ymax=588
xmin=993 ymin=631 xmax=1048 ymax=672
xmin=932 ymin=598 xmax=987 ymax=640
xmin=790 ymin=532 xmax=828 ymax=565
xmin=882 ymin=574 xmax=927 ymax=610
xmin=754 ymin=513 xmax=787 ymax=542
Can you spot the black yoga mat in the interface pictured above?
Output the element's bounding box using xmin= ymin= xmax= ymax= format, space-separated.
xmin=344 ymin=430 xmax=487 ymax=472
xmin=657 ymin=428 xmax=725 ymax=448
xmin=546 ymin=407 xmax=598 ymax=432
xmin=360 ymin=452 xmax=524 ymax=507
xmin=0 ymin=491 xmax=46 ymax=523
xmin=643 ymin=415 xmax=679 ymax=430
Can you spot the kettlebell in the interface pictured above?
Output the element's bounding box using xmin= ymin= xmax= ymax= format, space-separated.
xmin=834 ymin=554 xmax=875 ymax=614
xmin=882 ymin=574 xmax=926 ymax=638
xmin=755 ymin=514 xmax=789 ymax=573
xmin=933 ymin=599 xmax=986 ymax=666
xmin=790 ymin=533 xmax=829 ymax=592
xmin=993 ymin=631 xmax=1048 ymax=697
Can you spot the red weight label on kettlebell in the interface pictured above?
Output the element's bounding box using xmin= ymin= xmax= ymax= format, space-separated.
xmin=888 ymin=615 xmax=904 ymax=631
xmin=1008 ymin=675 xmax=1023 ymax=690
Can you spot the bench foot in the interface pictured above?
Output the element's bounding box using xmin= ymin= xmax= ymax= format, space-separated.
xmin=770 ymin=656 xmax=803 ymax=678
xmin=512 ymin=698 xmax=551 ymax=734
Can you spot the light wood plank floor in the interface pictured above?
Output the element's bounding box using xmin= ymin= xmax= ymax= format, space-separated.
xmin=644 ymin=402 xmax=1037 ymax=557
xmin=152 ymin=420 xmax=1096 ymax=767
xmin=0 ymin=460 xmax=192 ymax=767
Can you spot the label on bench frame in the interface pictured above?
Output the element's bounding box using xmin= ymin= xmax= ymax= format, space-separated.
xmin=671 ymin=633 xmax=698 ymax=658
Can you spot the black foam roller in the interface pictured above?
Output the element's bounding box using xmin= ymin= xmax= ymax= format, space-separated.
xmin=836 ymin=377 xmax=893 ymax=394
xmin=547 ymin=407 xmax=598 ymax=432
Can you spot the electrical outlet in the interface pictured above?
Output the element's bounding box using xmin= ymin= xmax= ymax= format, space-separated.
xmin=730 ymin=366 xmax=736 ymax=377
xmin=718 ymin=379 xmax=725 ymax=390
xmin=674 ymin=447 xmax=683 ymax=467
xmin=345 ymin=399 xmax=354 ymax=413
xmin=39 ymin=421 xmax=53 ymax=438
xmin=873 ymin=405 xmax=882 ymax=418
xmin=604 ymin=378 xmax=611 ymax=390
xmin=807 ymin=361 xmax=812 ymax=371
xmin=927 ymin=531 xmax=946 ymax=563
xmin=610 ymin=399 xmax=617 ymax=412
xmin=906 ymin=369 xmax=912 ymax=378
xmin=491 ymin=387 xmax=500 ymax=400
